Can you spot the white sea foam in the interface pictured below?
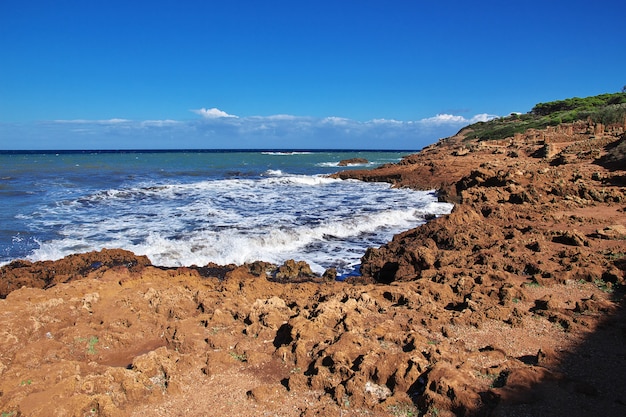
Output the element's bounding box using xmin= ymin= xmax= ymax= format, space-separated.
xmin=261 ymin=151 xmax=313 ymax=156
xmin=316 ymin=161 xmax=376 ymax=168
xmin=25 ymin=172 xmax=452 ymax=277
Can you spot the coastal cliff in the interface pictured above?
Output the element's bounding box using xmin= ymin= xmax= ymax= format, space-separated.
xmin=1 ymin=109 xmax=625 ymax=415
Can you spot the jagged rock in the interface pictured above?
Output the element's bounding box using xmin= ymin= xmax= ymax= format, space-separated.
xmin=322 ymin=267 xmax=337 ymax=281
xmin=338 ymin=157 xmax=369 ymax=166
xmin=273 ymin=259 xmax=317 ymax=282
xmin=364 ymin=380 xmax=392 ymax=402
xmin=597 ymin=135 xmax=626 ymax=170
xmin=246 ymin=260 xmax=277 ymax=276
xmin=1 ymin=121 xmax=625 ymax=417
xmin=594 ymin=225 xmax=626 ymax=239
xmin=552 ymin=230 xmax=588 ymax=246
xmin=0 ymin=249 xmax=151 ymax=298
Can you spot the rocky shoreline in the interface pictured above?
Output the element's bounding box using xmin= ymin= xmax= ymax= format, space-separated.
xmin=1 ymin=121 xmax=625 ymax=416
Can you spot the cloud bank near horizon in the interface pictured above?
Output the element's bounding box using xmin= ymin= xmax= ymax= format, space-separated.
xmin=0 ymin=109 xmax=498 ymax=150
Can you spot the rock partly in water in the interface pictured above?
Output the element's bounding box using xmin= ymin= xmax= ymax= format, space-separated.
xmin=338 ymin=157 xmax=369 ymax=166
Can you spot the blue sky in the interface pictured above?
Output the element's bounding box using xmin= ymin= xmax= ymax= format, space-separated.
xmin=1 ymin=0 xmax=624 ymax=150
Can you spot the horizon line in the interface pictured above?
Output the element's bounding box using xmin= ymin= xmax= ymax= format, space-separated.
xmin=0 ymin=148 xmax=421 ymax=154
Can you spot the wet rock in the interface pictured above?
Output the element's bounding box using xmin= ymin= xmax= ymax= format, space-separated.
xmin=273 ymin=259 xmax=318 ymax=282
xmin=322 ymin=267 xmax=337 ymax=281
xmin=0 ymin=249 xmax=151 ymax=298
xmin=338 ymin=157 xmax=369 ymax=166
xmin=246 ymin=261 xmax=277 ymax=276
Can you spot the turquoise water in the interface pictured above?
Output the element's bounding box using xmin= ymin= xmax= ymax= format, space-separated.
xmin=0 ymin=150 xmax=453 ymax=278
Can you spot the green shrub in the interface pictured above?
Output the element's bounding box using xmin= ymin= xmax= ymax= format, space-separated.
xmin=461 ymin=92 xmax=626 ymax=142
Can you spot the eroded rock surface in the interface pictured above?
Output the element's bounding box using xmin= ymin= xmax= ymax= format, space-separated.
xmin=1 ymin=122 xmax=625 ymax=416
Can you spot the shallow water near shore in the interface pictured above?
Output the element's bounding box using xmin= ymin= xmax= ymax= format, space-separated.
xmin=0 ymin=150 xmax=453 ymax=278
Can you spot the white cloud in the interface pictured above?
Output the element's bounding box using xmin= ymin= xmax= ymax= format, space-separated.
xmin=52 ymin=118 xmax=132 ymax=125
xmin=262 ymin=114 xmax=301 ymax=121
xmin=191 ymin=107 xmax=238 ymax=119
xmin=10 ymin=110 xmax=500 ymax=150
xmin=468 ymin=113 xmax=497 ymax=123
xmin=421 ymin=114 xmax=467 ymax=125
xmin=369 ymin=118 xmax=403 ymax=125
xmin=140 ymin=119 xmax=181 ymax=127
xmin=322 ymin=116 xmax=352 ymax=125
xmin=420 ymin=113 xmax=497 ymax=126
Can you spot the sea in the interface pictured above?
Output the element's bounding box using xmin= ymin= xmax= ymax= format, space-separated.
xmin=0 ymin=150 xmax=453 ymax=279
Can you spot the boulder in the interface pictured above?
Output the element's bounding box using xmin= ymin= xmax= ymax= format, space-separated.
xmin=338 ymin=157 xmax=369 ymax=166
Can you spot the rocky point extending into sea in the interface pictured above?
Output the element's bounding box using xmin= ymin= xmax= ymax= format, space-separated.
xmin=1 ymin=120 xmax=625 ymax=416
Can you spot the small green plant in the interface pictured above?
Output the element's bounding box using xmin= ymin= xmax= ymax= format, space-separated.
xmin=20 ymin=379 xmax=32 ymax=386
xmin=388 ymin=402 xmax=418 ymax=416
xmin=593 ymin=279 xmax=613 ymax=294
xmin=476 ymin=371 xmax=498 ymax=383
xmin=428 ymin=406 xmax=440 ymax=416
xmin=1 ymin=411 xmax=17 ymax=417
xmin=75 ymin=336 xmax=99 ymax=355
xmin=87 ymin=336 xmax=99 ymax=354
xmin=602 ymin=250 xmax=626 ymax=260
xmin=229 ymin=351 xmax=247 ymax=362
xmin=525 ymin=281 xmax=541 ymax=288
